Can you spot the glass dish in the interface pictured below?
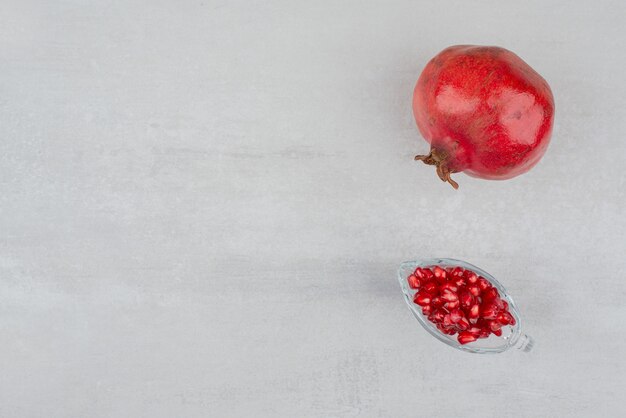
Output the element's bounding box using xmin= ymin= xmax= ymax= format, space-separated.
xmin=398 ymin=258 xmax=534 ymax=354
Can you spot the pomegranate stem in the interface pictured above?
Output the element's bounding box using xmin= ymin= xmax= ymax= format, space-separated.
xmin=414 ymin=149 xmax=459 ymax=189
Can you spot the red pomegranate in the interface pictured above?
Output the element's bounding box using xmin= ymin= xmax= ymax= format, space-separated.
xmin=413 ymin=45 xmax=555 ymax=188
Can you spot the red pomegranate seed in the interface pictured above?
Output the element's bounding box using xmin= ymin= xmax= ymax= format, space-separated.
xmin=481 ymin=303 xmax=498 ymax=320
xmin=449 ymin=308 xmax=464 ymax=323
xmin=413 ymin=267 xmax=426 ymax=279
xmin=408 ymin=274 xmax=421 ymax=289
xmin=467 ymin=284 xmax=481 ymax=297
xmin=494 ymin=297 xmax=504 ymax=310
xmin=442 ymin=314 xmax=453 ymax=327
xmin=493 ymin=328 xmax=502 ymax=336
xmin=440 ymin=282 xmax=458 ymax=293
xmin=502 ymin=300 xmax=509 ymax=310
xmin=468 ymin=326 xmax=481 ymax=336
xmin=430 ymin=296 xmax=443 ymax=308
xmin=441 ymin=289 xmax=458 ymax=302
xmin=458 ymin=290 xmax=473 ymax=308
xmin=479 ymin=328 xmax=491 ymax=338
xmin=423 ymin=281 xmax=438 ymax=294
xmin=457 ymin=331 xmax=477 ymax=345
xmin=456 ymin=317 xmax=470 ymax=331
xmin=421 ymin=305 xmax=432 ymax=315
xmin=497 ymin=311 xmax=515 ymax=325
xmin=429 ymin=308 xmax=446 ymax=323
xmin=477 ymin=277 xmax=491 ymax=291
xmin=487 ymin=320 xmax=502 ymax=332
xmin=414 ymin=291 xmax=432 ymax=306
xmin=432 ymin=266 xmax=447 ymax=283
xmin=422 ymin=268 xmax=434 ymax=280
xmin=465 ymin=271 xmax=479 ymax=284
xmin=436 ymin=323 xmax=455 ymax=334
xmin=482 ymin=287 xmax=499 ymax=302
xmin=468 ymin=304 xmax=480 ymax=320
xmin=444 ymin=327 xmax=456 ymax=335
xmin=444 ymin=300 xmax=460 ymax=310
xmin=450 ymin=267 xmax=464 ymax=279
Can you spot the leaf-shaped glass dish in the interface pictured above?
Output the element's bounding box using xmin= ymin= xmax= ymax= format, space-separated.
xmin=398 ymin=258 xmax=534 ymax=354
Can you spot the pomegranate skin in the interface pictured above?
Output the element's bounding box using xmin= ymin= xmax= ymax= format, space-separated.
xmin=413 ymin=45 xmax=554 ymax=188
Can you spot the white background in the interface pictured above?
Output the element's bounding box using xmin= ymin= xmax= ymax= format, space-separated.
xmin=1 ymin=1 xmax=625 ymax=416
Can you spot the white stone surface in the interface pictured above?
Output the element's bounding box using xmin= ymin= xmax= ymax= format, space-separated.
xmin=1 ymin=1 xmax=625 ymax=416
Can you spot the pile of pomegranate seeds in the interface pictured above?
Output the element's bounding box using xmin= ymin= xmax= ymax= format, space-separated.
xmin=407 ymin=266 xmax=516 ymax=345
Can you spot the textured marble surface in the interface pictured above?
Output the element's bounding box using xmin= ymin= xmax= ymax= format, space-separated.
xmin=1 ymin=1 xmax=625 ymax=416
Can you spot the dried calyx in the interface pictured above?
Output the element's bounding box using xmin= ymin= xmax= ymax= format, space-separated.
xmin=414 ymin=149 xmax=459 ymax=189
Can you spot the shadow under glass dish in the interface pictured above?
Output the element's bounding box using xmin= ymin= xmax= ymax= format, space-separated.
xmin=398 ymin=258 xmax=534 ymax=354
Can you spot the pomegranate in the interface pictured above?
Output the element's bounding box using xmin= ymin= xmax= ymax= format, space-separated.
xmin=413 ymin=45 xmax=555 ymax=188
xmin=407 ymin=266 xmax=517 ymax=345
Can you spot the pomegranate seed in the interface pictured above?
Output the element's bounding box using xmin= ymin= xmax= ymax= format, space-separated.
xmin=497 ymin=311 xmax=515 ymax=325
xmin=442 ymin=314 xmax=453 ymax=327
xmin=414 ymin=291 xmax=432 ymax=306
xmin=482 ymin=287 xmax=499 ymax=302
xmin=481 ymin=303 xmax=498 ymax=320
xmin=465 ymin=271 xmax=479 ymax=284
xmin=432 ymin=266 xmax=447 ymax=283
xmin=487 ymin=320 xmax=502 ymax=332
xmin=430 ymin=296 xmax=443 ymax=308
xmin=468 ymin=304 xmax=480 ymax=320
xmin=441 ymin=289 xmax=458 ymax=302
xmin=468 ymin=284 xmax=481 ymax=297
xmin=493 ymin=328 xmax=502 ymax=337
xmin=407 ymin=274 xmax=421 ymax=289
xmin=435 ymin=323 xmax=454 ymax=334
xmin=444 ymin=300 xmax=460 ymax=310
xmin=429 ymin=308 xmax=446 ymax=323
xmin=494 ymin=297 xmax=504 ymax=310
xmin=421 ymin=305 xmax=432 ymax=315
xmin=440 ymin=282 xmax=458 ymax=293
xmin=458 ymin=290 xmax=473 ymax=308
xmin=454 ymin=277 xmax=466 ymax=287
xmin=449 ymin=308 xmax=464 ymax=323
xmin=479 ymin=328 xmax=491 ymax=338
xmin=450 ymin=267 xmax=464 ymax=279
xmin=413 ymin=267 xmax=426 ymax=279
xmin=468 ymin=326 xmax=481 ymax=336
xmin=444 ymin=328 xmax=456 ymax=335
xmin=502 ymin=300 xmax=509 ymax=310
xmin=477 ymin=277 xmax=491 ymax=291
xmin=456 ymin=317 xmax=470 ymax=331
xmin=423 ymin=281 xmax=438 ymax=294
xmin=457 ymin=331 xmax=477 ymax=345
xmin=422 ymin=268 xmax=434 ymax=281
